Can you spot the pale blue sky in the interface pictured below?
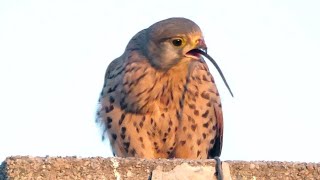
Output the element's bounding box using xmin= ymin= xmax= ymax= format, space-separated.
xmin=1 ymin=0 xmax=320 ymax=162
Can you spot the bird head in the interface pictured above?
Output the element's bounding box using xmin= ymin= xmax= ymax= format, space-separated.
xmin=128 ymin=17 xmax=233 ymax=97
xmin=144 ymin=17 xmax=207 ymax=70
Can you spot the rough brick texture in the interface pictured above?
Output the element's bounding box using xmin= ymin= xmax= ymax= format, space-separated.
xmin=1 ymin=156 xmax=319 ymax=179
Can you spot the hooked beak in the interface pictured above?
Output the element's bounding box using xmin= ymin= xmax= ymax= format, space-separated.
xmin=186 ymin=39 xmax=208 ymax=59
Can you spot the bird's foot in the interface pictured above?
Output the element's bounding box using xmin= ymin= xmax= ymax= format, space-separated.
xmin=214 ymin=156 xmax=223 ymax=180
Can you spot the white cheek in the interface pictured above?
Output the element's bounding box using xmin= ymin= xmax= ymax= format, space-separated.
xmin=151 ymin=42 xmax=181 ymax=69
xmin=162 ymin=44 xmax=179 ymax=60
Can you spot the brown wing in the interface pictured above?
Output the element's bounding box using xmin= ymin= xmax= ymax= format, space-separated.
xmin=189 ymin=59 xmax=223 ymax=159
xmin=96 ymin=29 xmax=147 ymax=131
xmin=208 ymin=101 xmax=223 ymax=158
xmin=172 ymin=59 xmax=223 ymax=159
xmin=191 ymin=59 xmax=224 ymax=159
xmin=96 ymin=55 xmax=125 ymax=141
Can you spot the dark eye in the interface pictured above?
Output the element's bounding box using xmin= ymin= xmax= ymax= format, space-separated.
xmin=172 ymin=39 xmax=183 ymax=46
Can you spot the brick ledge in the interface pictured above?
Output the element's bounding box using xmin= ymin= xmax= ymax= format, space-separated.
xmin=1 ymin=156 xmax=319 ymax=179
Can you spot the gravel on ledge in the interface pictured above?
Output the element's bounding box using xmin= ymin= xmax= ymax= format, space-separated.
xmin=1 ymin=156 xmax=319 ymax=180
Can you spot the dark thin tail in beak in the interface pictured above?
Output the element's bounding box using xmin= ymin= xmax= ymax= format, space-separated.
xmin=193 ymin=49 xmax=234 ymax=97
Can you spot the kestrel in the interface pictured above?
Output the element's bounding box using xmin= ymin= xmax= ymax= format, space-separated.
xmin=96 ymin=17 xmax=232 ymax=178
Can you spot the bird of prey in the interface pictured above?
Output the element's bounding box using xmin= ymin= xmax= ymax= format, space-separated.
xmin=96 ymin=17 xmax=232 ymax=170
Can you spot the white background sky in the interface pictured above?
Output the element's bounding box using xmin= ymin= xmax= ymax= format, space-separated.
xmin=1 ymin=0 xmax=320 ymax=162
